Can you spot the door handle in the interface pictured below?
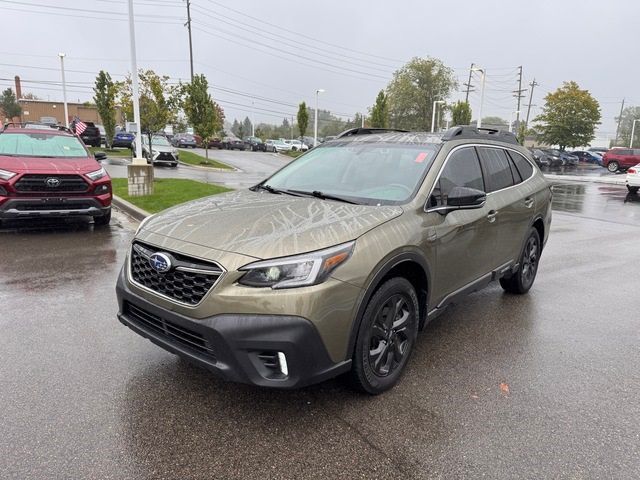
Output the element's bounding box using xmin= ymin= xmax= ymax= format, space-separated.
xmin=487 ymin=210 xmax=498 ymax=223
xmin=524 ymin=197 xmax=534 ymax=208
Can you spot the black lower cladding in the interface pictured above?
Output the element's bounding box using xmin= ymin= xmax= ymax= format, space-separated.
xmin=116 ymin=268 xmax=350 ymax=388
xmin=130 ymin=242 xmax=222 ymax=305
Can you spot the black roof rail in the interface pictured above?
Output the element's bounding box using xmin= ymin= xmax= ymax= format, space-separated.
xmin=441 ymin=126 xmax=520 ymax=145
xmin=1 ymin=122 xmax=73 ymax=134
xmin=335 ymin=127 xmax=409 ymax=139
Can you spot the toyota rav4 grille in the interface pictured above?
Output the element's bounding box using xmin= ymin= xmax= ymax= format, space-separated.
xmin=14 ymin=174 xmax=89 ymax=193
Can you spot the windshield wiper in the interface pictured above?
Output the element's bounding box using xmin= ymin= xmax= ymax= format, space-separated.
xmin=288 ymin=189 xmax=360 ymax=205
xmin=252 ymin=184 xmax=304 ymax=197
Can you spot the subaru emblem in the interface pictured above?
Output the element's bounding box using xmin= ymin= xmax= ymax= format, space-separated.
xmin=45 ymin=177 xmax=61 ymax=188
xmin=149 ymin=253 xmax=172 ymax=273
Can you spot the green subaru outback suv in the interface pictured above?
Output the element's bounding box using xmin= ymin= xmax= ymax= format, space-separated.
xmin=116 ymin=127 xmax=552 ymax=394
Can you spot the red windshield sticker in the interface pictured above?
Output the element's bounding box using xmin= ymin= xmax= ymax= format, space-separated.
xmin=415 ymin=152 xmax=428 ymax=163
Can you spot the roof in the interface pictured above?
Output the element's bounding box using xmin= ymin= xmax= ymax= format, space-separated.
xmin=1 ymin=123 xmax=74 ymax=136
xmin=331 ymin=126 xmax=520 ymax=146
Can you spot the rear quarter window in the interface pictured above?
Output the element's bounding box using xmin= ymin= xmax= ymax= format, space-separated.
xmin=477 ymin=147 xmax=515 ymax=192
xmin=508 ymin=151 xmax=534 ymax=180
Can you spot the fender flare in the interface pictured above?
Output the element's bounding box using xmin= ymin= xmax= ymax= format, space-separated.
xmin=344 ymin=250 xmax=432 ymax=360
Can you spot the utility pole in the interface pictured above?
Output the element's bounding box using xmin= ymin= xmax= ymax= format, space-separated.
xmin=614 ymin=98 xmax=625 ymax=145
xmin=464 ymin=63 xmax=474 ymax=103
xmin=185 ymin=0 xmax=194 ymax=82
xmin=525 ymin=79 xmax=538 ymax=128
xmin=513 ymin=66 xmax=526 ymax=127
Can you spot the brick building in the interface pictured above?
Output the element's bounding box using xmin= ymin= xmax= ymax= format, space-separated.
xmin=2 ymin=76 xmax=123 ymax=126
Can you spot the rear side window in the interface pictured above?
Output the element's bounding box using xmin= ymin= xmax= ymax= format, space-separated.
xmin=508 ymin=151 xmax=534 ymax=180
xmin=613 ymin=149 xmax=632 ymax=156
xmin=429 ymin=147 xmax=484 ymax=208
xmin=477 ymin=147 xmax=515 ymax=192
xmin=633 ymin=149 xmax=640 ymax=156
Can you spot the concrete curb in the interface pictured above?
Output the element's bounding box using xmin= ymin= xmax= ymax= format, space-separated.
xmin=112 ymin=195 xmax=150 ymax=221
xmin=544 ymin=173 xmax=627 ymax=186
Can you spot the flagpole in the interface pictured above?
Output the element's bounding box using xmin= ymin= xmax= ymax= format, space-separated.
xmin=128 ymin=0 xmax=143 ymax=164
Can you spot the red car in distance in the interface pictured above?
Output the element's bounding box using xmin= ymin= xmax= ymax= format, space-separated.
xmin=0 ymin=123 xmax=112 ymax=226
xmin=602 ymin=148 xmax=640 ymax=173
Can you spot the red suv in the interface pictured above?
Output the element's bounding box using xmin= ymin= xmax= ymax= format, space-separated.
xmin=602 ymin=148 xmax=640 ymax=173
xmin=0 ymin=123 xmax=112 ymax=226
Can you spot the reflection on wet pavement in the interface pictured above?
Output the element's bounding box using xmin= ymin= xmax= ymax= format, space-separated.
xmin=551 ymin=183 xmax=640 ymax=225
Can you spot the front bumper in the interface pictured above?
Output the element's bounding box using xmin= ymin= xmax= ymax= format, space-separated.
xmin=0 ymin=197 xmax=111 ymax=219
xmin=116 ymin=268 xmax=351 ymax=389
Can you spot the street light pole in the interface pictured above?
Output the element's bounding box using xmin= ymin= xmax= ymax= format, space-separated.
xmin=127 ymin=0 xmax=143 ymax=164
xmin=471 ymin=67 xmax=486 ymax=128
xmin=58 ymin=53 xmax=69 ymax=128
xmin=314 ymin=88 xmax=324 ymax=147
xmin=431 ymin=100 xmax=445 ymax=133
xmin=630 ymin=119 xmax=639 ymax=148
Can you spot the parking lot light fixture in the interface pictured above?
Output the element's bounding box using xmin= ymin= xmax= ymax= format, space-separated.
xmin=58 ymin=53 xmax=69 ymax=128
xmin=314 ymin=89 xmax=325 ymax=147
xmin=630 ymin=119 xmax=640 ymax=148
xmin=431 ymin=100 xmax=445 ymax=133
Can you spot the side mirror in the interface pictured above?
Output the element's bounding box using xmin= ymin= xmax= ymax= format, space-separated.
xmin=94 ymin=152 xmax=107 ymax=161
xmin=446 ymin=186 xmax=486 ymax=209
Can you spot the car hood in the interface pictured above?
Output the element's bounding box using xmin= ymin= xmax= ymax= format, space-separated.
xmin=140 ymin=190 xmax=403 ymax=259
xmin=0 ymin=156 xmax=100 ymax=173
xmin=148 ymin=144 xmax=175 ymax=152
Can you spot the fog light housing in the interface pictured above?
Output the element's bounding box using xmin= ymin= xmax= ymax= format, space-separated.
xmin=94 ymin=184 xmax=110 ymax=195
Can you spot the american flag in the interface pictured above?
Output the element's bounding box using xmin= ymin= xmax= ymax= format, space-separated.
xmin=73 ymin=117 xmax=87 ymax=135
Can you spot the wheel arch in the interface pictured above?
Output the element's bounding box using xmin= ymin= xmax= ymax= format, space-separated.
xmin=345 ymin=251 xmax=431 ymax=360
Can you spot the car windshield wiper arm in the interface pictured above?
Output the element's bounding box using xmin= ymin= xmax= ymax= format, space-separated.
xmin=252 ymin=184 xmax=304 ymax=197
xmin=288 ymin=189 xmax=360 ymax=204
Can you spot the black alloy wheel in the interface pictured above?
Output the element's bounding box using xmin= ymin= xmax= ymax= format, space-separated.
xmin=500 ymin=227 xmax=541 ymax=294
xmin=351 ymin=277 xmax=418 ymax=394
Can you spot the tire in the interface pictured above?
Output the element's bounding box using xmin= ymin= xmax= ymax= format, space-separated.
xmin=500 ymin=227 xmax=541 ymax=295
xmin=94 ymin=210 xmax=111 ymax=227
xmin=607 ymin=161 xmax=619 ymax=173
xmin=628 ymin=185 xmax=639 ymax=194
xmin=350 ymin=277 xmax=419 ymax=395
xmin=171 ymin=163 xmax=178 ymax=168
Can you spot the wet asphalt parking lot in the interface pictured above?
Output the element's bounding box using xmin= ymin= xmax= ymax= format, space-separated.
xmin=1 ymin=167 xmax=639 ymax=478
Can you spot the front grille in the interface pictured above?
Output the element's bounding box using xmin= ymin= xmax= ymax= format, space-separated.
xmin=130 ymin=242 xmax=223 ymax=305
xmin=124 ymin=302 xmax=216 ymax=359
xmin=15 ymin=174 xmax=88 ymax=193
xmin=156 ymin=152 xmax=175 ymax=161
xmin=14 ymin=202 xmax=93 ymax=211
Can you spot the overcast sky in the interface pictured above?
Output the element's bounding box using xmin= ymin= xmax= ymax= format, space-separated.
xmin=1 ymin=0 xmax=636 ymax=139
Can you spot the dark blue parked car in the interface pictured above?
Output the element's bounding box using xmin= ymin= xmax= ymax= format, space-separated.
xmin=112 ymin=131 xmax=135 ymax=148
xmin=571 ymin=150 xmax=603 ymax=165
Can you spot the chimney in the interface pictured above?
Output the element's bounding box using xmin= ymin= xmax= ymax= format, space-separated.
xmin=14 ymin=75 xmax=22 ymax=99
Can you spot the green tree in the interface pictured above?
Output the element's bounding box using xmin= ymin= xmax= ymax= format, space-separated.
xmin=184 ymin=74 xmax=225 ymax=159
xmin=386 ymin=57 xmax=457 ymax=131
xmin=231 ymin=119 xmax=241 ymax=137
xmin=0 ymin=88 xmax=22 ymax=121
xmin=93 ymin=70 xmax=117 ymax=148
xmin=117 ymin=69 xmax=183 ymax=154
xmin=297 ymin=102 xmax=309 ymax=140
xmin=614 ymin=106 xmax=640 ymax=147
xmin=369 ymin=90 xmax=389 ymax=128
xmin=242 ymin=117 xmax=252 ymax=138
xmin=450 ymin=101 xmax=472 ymax=126
xmin=534 ymin=81 xmax=601 ymax=150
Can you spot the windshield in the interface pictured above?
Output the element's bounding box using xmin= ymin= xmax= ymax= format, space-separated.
xmin=0 ymin=132 xmax=88 ymax=158
xmin=143 ymin=136 xmax=171 ymax=146
xmin=263 ymin=141 xmax=440 ymax=205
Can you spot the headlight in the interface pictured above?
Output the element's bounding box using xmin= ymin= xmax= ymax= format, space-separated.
xmin=135 ymin=214 xmax=154 ymax=235
xmin=0 ymin=168 xmax=17 ymax=181
xmin=238 ymin=241 xmax=354 ymax=289
xmin=86 ymin=167 xmax=107 ymax=180
xmin=152 ymin=149 xmax=159 ymax=155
